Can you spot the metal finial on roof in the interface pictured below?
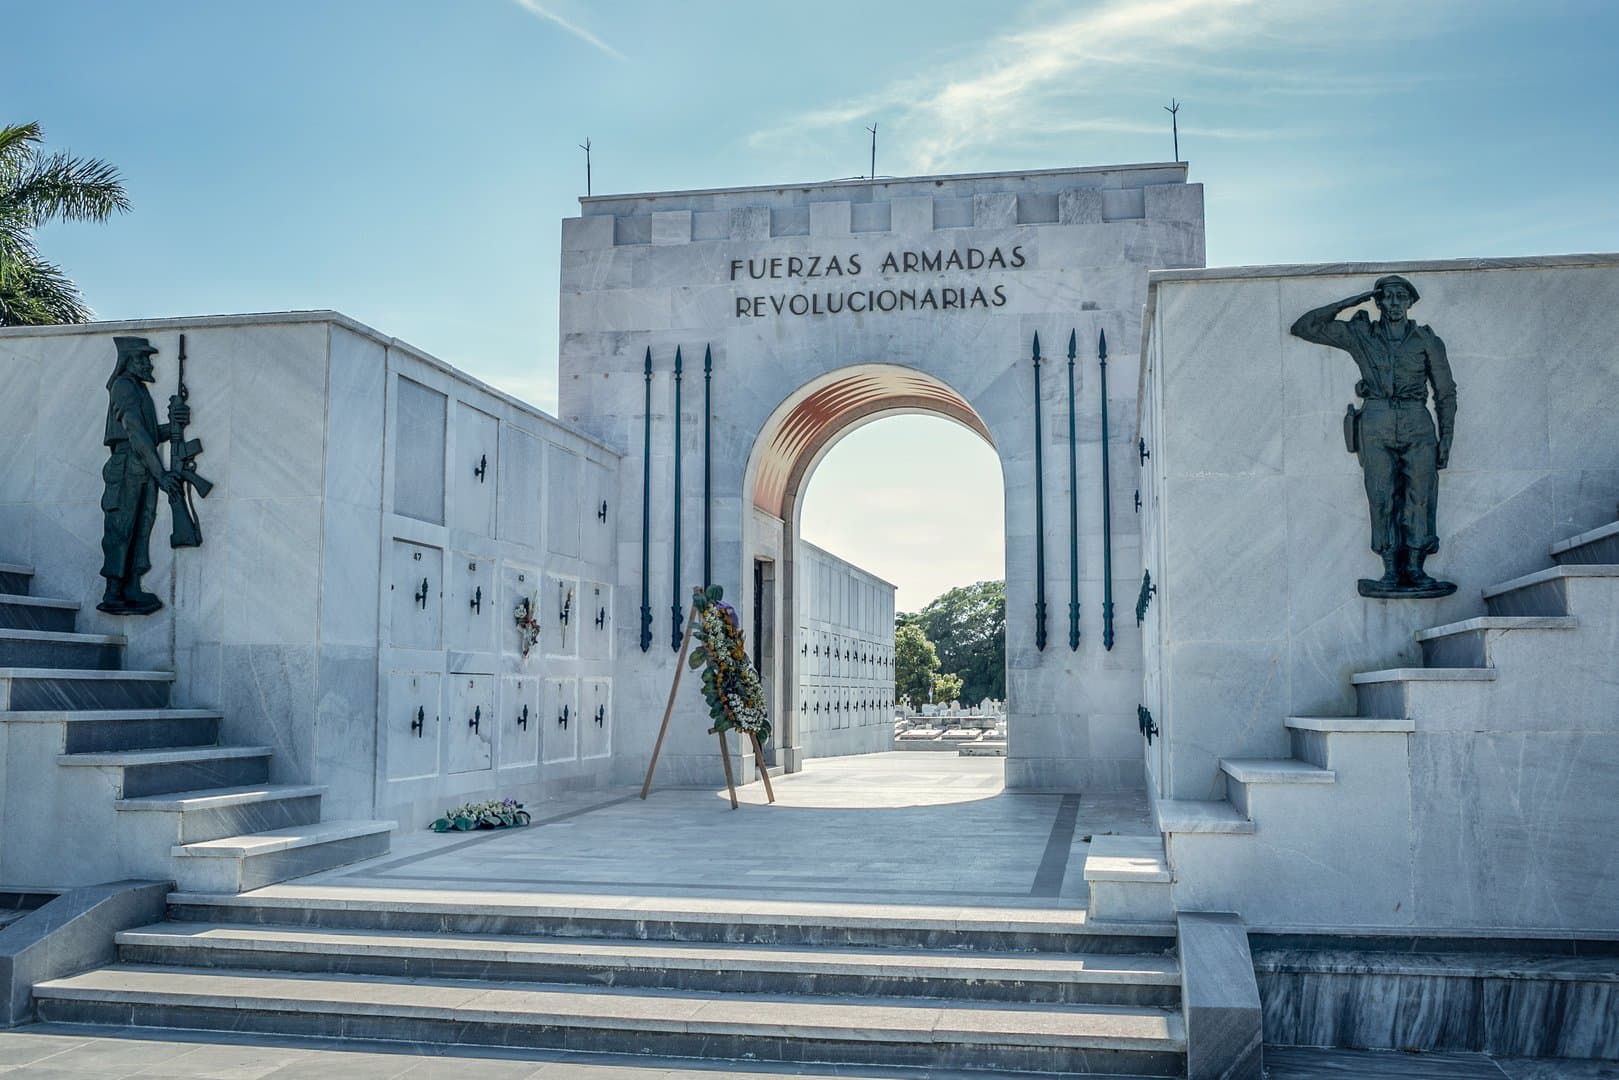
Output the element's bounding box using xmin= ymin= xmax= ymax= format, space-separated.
xmin=578 ymin=138 xmax=592 ymax=196
xmin=1163 ymin=100 xmax=1181 ymax=162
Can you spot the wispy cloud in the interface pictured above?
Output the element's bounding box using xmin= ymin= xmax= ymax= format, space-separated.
xmin=748 ymin=0 xmax=1437 ymax=174
xmin=513 ymin=0 xmax=626 ymax=62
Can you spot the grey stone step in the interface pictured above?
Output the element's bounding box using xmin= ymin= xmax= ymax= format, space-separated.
xmin=1550 ymin=519 xmax=1619 ymax=565
xmin=58 ymin=744 xmax=272 ymax=798
xmin=1413 ymin=616 xmax=1578 ymax=667
xmin=0 ymin=563 xmax=32 ymax=595
xmin=1284 ymin=716 xmax=1414 ymax=733
xmin=0 ymin=594 xmax=78 ymax=632
xmin=32 ymin=966 xmax=1187 ymax=1075
xmin=1219 ymin=759 xmax=1336 ymax=784
xmin=60 ymin=709 xmax=221 ymax=753
xmin=0 ymin=627 xmax=124 ymax=670
xmin=0 ymin=667 xmax=172 ymax=711
xmin=171 ymin=820 xmax=396 ymax=894
xmin=166 ymin=888 xmax=1177 ymax=954
xmin=1483 ymin=564 xmax=1619 ymax=617
xmin=115 ymin=785 xmax=326 ymax=845
xmin=114 ymin=923 xmax=1182 ymax=1006
xmin=1221 ymin=759 xmax=1333 ymax=818
xmin=1154 ymin=799 xmax=1255 ymax=834
xmin=1351 ymin=667 xmax=1498 ymax=719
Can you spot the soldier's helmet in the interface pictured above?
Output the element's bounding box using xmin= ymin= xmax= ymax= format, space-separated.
xmin=1372 ymin=275 xmax=1420 ymax=304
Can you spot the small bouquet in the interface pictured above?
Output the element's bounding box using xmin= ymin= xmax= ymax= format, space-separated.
xmin=688 ymin=585 xmax=771 ymax=743
xmin=430 ymin=797 xmax=531 ymax=832
xmin=514 ymin=595 xmax=541 ymax=659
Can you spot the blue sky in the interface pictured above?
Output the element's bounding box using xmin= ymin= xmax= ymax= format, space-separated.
xmin=12 ymin=0 xmax=1618 ymax=608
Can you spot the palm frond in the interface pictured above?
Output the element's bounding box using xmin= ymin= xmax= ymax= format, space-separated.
xmin=0 ymin=249 xmax=93 ymax=326
xmin=6 ymin=151 xmax=130 ymax=226
xmin=0 ymin=122 xmax=43 ymax=164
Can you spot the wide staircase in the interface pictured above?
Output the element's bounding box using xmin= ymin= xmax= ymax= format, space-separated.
xmin=32 ymin=890 xmax=1189 ymax=1075
xmin=0 ymin=562 xmax=392 ymax=893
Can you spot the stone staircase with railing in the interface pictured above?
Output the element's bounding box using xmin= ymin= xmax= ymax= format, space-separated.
xmin=0 ymin=562 xmax=392 ymax=893
xmin=1088 ymin=510 xmax=1619 ymax=931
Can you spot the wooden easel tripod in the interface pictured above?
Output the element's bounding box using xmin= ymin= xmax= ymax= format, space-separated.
xmin=639 ymin=602 xmax=776 ymax=809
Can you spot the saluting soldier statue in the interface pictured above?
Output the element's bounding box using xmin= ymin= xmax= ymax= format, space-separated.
xmin=1291 ymin=275 xmax=1459 ymax=598
xmin=99 ymin=336 xmax=189 ymax=615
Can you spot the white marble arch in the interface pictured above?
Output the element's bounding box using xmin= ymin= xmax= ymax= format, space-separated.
xmin=739 ymin=363 xmax=1006 ymax=776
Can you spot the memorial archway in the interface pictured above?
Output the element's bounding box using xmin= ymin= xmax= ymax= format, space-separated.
xmin=741 ymin=364 xmax=1003 ymax=771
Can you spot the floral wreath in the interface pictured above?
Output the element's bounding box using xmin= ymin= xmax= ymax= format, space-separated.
xmin=688 ymin=585 xmax=771 ymax=743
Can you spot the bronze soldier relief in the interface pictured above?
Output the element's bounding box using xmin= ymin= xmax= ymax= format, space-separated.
xmin=98 ymin=335 xmax=207 ymax=615
xmin=1291 ymin=275 xmax=1459 ymax=598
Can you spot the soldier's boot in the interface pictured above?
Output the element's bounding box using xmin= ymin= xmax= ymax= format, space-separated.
xmin=1401 ymin=549 xmax=1440 ymax=589
xmin=97 ymin=579 xmax=129 ymax=615
xmin=1371 ymin=552 xmax=1402 ymax=591
xmin=123 ymin=588 xmax=164 ymax=615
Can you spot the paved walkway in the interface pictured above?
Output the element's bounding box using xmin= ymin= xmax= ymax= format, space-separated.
xmin=299 ymin=753 xmax=1153 ymax=910
xmin=2 ymin=1027 xmax=1612 ymax=1078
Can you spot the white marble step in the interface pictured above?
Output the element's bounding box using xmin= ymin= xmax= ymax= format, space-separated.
xmin=1349 ymin=667 xmax=1497 ymax=685
xmin=1083 ymin=836 xmax=1171 ymax=883
xmin=1220 ymin=759 xmax=1335 ymax=784
xmin=1482 ymin=563 xmax=1619 ymax=599
xmin=1154 ymin=799 xmax=1255 ymax=834
xmin=172 ymin=819 xmax=394 ymax=860
xmin=114 ymin=923 xmax=1182 ymax=988
xmin=0 ymin=628 xmax=124 ymax=646
xmin=1412 ymin=616 xmax=1578 ymax=642
xmin=0 ymin=595 xmax=77 ymax=610
xmin=116 ymin=785 xmax=326 ymax=813
xmin=169 ymin=885 xmax=1147 ymax=938
xmin=0 ymin=667 xmax=170 ymax=680
xmin=59 ymin=745 xmax=272 ymax=768
xmin=1550 ymin=519 xmax=1619 ymax=557
xmin=1 ymin=708 xmax=221 ymax=723
xmin=33 ymin=965 xmax=1187 ymax=1053
xmin=1285 ymin=716 xmax=1414 ymax=733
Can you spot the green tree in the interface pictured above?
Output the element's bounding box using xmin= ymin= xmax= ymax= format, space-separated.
xmin=915 ymin=580 xmax=1006 ymax=703
xmin=893 ymin=622 xmax=940 ymax=707
xmin=0 ymin=122 xmax=130 ymax=326
xmin=931 ymin=671 xmax=964 ymax=707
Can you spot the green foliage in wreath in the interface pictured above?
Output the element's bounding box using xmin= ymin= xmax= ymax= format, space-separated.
xmin=687 ymin=585 xmax=772 ymax=743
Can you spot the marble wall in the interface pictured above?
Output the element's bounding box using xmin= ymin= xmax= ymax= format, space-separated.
xmin=557 ymin=164 xmax=1206 ymax=792
xmin=794 ymin=541 xmax=895 ymax=760
xmin=0 ymin=314 xmax=622 ymax=829
xmin=1140 ymin=256 xmax=1619 ymax=934
xmin=1140 ymin=257 xmax=1619 ymax=802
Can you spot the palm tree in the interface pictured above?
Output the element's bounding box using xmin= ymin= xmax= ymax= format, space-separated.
xmin=0 ymin=122 xmax=130 ymax=326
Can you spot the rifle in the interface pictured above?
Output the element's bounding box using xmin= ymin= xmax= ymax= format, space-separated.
xmin=167 ymin=333 xmax=212 ymax=548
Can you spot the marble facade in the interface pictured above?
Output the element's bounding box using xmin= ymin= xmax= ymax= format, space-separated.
xmin=1138 ymin=256 xmax=1619 ymax=934
xmin=794 ymin=541 xmax=895 ymax=760
xmin=556 ymin=163 xmax=1205 ymax=791
xmin=0 ymin=313 xmax=620 ymax=832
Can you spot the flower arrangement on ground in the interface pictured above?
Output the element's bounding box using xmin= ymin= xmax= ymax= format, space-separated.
xmin=687 ymin=585 xmax=771 ymax=743
xmin=430 ymin=797 xmax=531 ymax=832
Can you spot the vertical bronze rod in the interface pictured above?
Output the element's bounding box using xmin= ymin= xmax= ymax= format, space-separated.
xmin=1066 ymin=329 xmax=1080 ymax=650
xmin=1032 ymin=333 xmax=1048 ymax=652
xmin=639 ymin=347 xmax=654 ymax=652
xmin=671 ymin=346 xmax=684 ymax=651
xmin=1098 ymin=328 xmax=1115 ymax=651
xmin=703 ymin=345 xmax=712 ymax=589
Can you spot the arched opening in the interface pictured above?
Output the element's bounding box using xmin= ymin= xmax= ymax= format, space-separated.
xmin=741 ymin=365 xmax=1008 ymax=778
